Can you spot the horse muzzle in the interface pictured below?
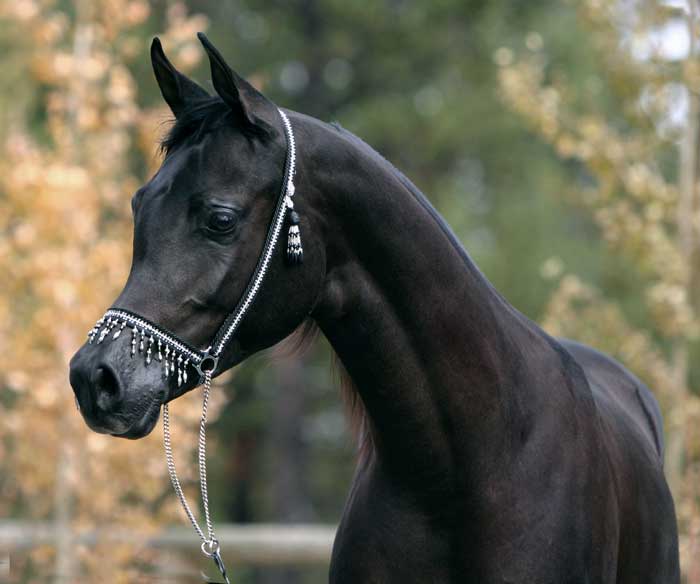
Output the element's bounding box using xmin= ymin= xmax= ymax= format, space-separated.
xmin=69 ymin=339 xmax=166 ymax=439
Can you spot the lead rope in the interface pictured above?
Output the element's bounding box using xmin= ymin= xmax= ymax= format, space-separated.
xmin=163 ymin=370 xmax=229 ymax=583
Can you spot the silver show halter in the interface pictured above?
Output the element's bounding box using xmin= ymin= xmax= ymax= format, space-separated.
xmin=86 ymin=108 xmax=301 ymax=584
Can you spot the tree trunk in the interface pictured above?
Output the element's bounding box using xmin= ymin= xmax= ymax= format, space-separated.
xmin=54 ymin=3 xmax=94 ymax=578
xmin=667 ymin=0 xmax=699 ymax=500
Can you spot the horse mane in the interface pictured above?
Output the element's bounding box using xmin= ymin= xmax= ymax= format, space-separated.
xmin=278 ymin=320 xmax=375 ymax=462
xmin=332 ymin=351 xmax=375 ymax=462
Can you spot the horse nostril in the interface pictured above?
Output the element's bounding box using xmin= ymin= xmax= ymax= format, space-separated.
xmin=93 ymin=365 xmax=122 ymax=410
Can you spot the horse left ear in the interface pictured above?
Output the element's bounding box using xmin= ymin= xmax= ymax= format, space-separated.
xmin=151 ymin=37 xmax=209 ymax=117
xmin=197 ymin=32 xmax=277 ymax=137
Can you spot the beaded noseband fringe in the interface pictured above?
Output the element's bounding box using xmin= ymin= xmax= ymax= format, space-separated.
xmin=85 ymin=108 xmax=301 ymax=584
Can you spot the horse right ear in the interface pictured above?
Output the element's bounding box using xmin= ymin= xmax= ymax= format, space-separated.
xmin=151 ymin=37 xmax=209 ymax=117
xmin=197 ymin=32 xmax=278 ymax=138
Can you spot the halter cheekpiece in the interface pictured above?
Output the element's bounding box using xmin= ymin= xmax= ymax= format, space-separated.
xmin=85 ymin=108 xmax=302 ymax=584
xmin=87 ymin=108 xmax=302 ymax=382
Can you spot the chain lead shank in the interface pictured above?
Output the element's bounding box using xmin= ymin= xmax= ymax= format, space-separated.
xmin=163 ymin=370 xmax=230 ymax=583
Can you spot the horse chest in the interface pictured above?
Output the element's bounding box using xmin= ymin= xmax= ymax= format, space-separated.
xmin=329 ymin=464 xmax=454 ymax=584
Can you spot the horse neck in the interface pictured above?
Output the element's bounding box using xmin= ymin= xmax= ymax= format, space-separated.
xmin=298 ymin=116 xmax=556 ymax=486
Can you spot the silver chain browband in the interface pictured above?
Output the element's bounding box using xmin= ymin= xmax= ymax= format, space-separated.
xmin=85 ymin=108 xmax=301 ymax=584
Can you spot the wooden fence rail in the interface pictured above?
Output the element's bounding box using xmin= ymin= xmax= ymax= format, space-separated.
xmin=0 ymin=521 xmax=336 ymax=566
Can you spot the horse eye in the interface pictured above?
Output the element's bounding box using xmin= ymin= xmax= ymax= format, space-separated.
xmin=207 ymin=210 xmax=237 ymax=233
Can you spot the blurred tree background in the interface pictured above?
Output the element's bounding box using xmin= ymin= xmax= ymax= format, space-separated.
xmin=0 ymin=0 xmax=698 ymax=582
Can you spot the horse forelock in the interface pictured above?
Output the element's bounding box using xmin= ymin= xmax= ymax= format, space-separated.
xmin=159 ymin=96 xmax=269 ymax=155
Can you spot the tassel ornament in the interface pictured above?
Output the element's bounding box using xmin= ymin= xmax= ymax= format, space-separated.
xmin=285 ymin=193 xmax=303 ymax=265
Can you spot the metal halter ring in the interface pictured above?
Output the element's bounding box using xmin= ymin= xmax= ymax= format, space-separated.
xmin=195 ymin=354 xmax=218 ymax=379
xmin=201 ymin=538 xmax=220 ymax=558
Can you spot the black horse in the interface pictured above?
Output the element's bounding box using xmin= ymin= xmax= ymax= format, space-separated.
xmin=70 ymin=35 xmax=680 ymax=583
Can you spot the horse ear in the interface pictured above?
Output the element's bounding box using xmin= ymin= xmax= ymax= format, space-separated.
xmin=151 ymin=37 xmax=209 ymax=117
xmin=197 ymin=32 xmax=276 ymax=136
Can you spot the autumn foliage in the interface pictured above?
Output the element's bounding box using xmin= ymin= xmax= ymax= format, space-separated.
xmin=0 ymin=1 xmax=222 ymax=581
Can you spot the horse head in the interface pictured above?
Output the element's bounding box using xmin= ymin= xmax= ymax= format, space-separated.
xmin=69 ymin=35 xmax=325 ymax=438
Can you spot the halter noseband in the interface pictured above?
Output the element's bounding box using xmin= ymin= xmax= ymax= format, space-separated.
xmin=86 ymin=108 xmax=302 ymax=384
